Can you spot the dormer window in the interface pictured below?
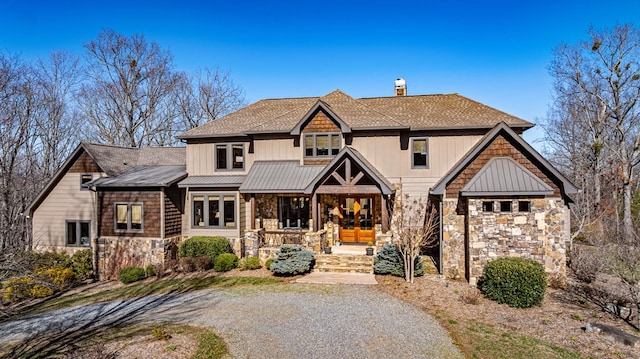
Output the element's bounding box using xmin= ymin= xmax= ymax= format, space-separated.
xmin=305 ymin=133 xmax=340 ymax=157
xmin=216 ymin=143 xmax=244 ymax=171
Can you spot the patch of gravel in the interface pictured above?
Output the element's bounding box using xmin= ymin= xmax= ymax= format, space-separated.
xmin=0 ymin=283 xmax=461 ymax=359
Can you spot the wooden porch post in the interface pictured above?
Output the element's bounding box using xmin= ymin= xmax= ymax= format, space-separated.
xmin=250 ymin=195 xmax=255 ymax=229
xmin=312 ymin=193 xmax=318 ymax=231
xmin=381 ymin=195 xmax=388 ymax=232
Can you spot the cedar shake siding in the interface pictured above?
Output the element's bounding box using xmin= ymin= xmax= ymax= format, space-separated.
xmin=98 ymin=190 xmax=161 ymax=238
xmin=445 ymin=135 xmax=562 ymax=198
xmin=164 ymin=185 xmax=183 ymax=237
xmin=302 ymin=111 xmax=341 ymax=133
xmin=69 ymin=152 xmax=102 ymax=173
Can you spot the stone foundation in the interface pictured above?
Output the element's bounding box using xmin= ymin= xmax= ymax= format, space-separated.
xmin=97 ymin=236 xmax=180 ymax=280
xmin=441 ymin=198 xmax=568 ymax=285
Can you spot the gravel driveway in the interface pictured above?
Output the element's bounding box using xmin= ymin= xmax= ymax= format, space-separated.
xmin=0 ymin=283 xmax=462 ymax=358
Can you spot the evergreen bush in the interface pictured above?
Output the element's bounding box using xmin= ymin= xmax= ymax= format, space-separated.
xmin=214 ymin=253 xmax=238 ymax=272
xmin=265 ymin=258 xmax=273 ymax=270
xmin=373 ymin=244 xmax=425 ymax=277
xmin=269 ymin=244 xmax=315 ymax=276
xmin=119 ymin=266 xmax=146 ymax=284
xmin=71 ymin=249 xmax=93 ymax=279
xmin=241 ymin=256 xmax=261 ymax=270
xmin=480 ymin=257 xmax=547 ymax=308
xmin=178 ymin=236 xmax=232 ymax=263
xmin=145 ymin=264 xmax=156 ymax=277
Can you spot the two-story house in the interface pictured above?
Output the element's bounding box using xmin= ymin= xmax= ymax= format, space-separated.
xmin=29 ymin=81 xmax=577 ymax=284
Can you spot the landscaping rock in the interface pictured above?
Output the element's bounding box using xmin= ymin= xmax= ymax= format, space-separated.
xmin=585 ymin=322 xmax=640 ymax=347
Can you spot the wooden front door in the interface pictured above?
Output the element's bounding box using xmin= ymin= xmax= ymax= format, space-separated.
xmin=338 ymin=196 xmax=375 ymax=243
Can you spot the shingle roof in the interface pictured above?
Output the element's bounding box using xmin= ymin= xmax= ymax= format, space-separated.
xmin=461 ymin=157 xmax=554 ymax=196
xmin=83 ymin=143 xmax=185 ymax=176
xmin=90 ymin=166 xmax=186 ymax=188
xmin=239 ymin=161 xmax=325 ymax=193
xmin=177 ymin=90 xmax=533 ymax=139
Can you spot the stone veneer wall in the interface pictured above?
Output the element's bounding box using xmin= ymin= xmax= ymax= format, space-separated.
xmin=97 ymin=236 xmax=180 ymax=280
xmin=441 ymin=199 xmax=467 ymax=280
xmin=442 ymin=197 xmax=568 ymax=285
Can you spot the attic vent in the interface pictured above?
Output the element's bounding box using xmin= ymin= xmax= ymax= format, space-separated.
xmin=395 ymin=78 xmax=407 ymax=96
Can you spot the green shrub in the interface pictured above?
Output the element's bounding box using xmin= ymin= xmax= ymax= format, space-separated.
xmin=119 ymin=266 xmax=146 ymax=284
xmin=269 ymin=244 xmax=315 ymax=276
xmin=145 ymin=264 xmax=156 ymax=277
xmin=178 ymin=236 xmax=233 ymax=263
xmin=480 ymin=257 xmax=547 ymax=308
xmin=241 ymin=256 xmax=261 ymax=270
xmin=373 ymin=244 xmax=425 ymax=277
xmin=29 ymin=284 xmax=54 ymax=298
xmin=214 ymin=253 xmax=238 ymax=272
xmin=71 ymin=249 xmax=93 ymax=279
xmin=265 ymin=258 xmax=273 ymax=270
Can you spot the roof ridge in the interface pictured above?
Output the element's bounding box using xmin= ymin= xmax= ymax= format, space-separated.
xmin=358 ymin=93 xmax=457 ymax=100
xmin=321 ymin=91 xmax=406 ymax=127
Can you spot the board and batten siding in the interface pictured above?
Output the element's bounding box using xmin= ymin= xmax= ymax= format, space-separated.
xmin=350 ymin=134 xmax=482 ymax=198
xmin=32 ymin=172 xmax=101 ymax=249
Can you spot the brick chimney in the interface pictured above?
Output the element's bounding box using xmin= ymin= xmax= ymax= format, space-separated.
xmin=394 ymin=78 xmax=407 ymax=96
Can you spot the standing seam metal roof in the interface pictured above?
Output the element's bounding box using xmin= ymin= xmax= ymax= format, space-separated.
xmin=461 ymin=157 xmax=554 ymax=196
xmin=239 ymin=161 xmax=325 ymax=193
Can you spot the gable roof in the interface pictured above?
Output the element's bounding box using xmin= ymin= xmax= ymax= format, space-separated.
xmin=430 ymin=122 xmax=578 ymax=198
xmin=27 ymin=143 xmax=186 ymax=216
xmin=177 ymin=90 xmax=533 ymax=139
xmin=239 ymin=161 xmax=324 ymax=193
xmin=89 ymin=166 xmax=186 ymax=188
xmin=461 ymin=157 xmax=554 ymax=196
xmin=82 ymin=143 xmax=185 ymax=176
xmin=304 ymin=146 xmax=394 ymax=195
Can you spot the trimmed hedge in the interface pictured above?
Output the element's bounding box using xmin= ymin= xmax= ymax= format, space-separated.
xmin=373 ymin=244 xmax=425 ymax=277
xmin=269 ymin=244 xmax=315 ymax=276
xmin=119 ymin=266 xmax=146 ymax=284
xmin=179 ymin=236 xmax=233 ymax=263
xmin=480 ymin=257 xmax=547 ymax=308
xmin=214 ymin=253 xmax=238 ymax=272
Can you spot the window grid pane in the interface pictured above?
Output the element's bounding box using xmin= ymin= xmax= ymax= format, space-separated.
xmin=131 ymin=204 xmax=142 ymax=230
xmin=413 ymin=139 xmax=427 ymax=167
xmin=116 ymin=204 xmax=128 ymax=230
xmin=216 ymin=145 xmax=227 ymax=169
xmin=224 ymin=197 xmax=235 ymax=227
xmin=209 ymin=197 xmax=220 ymax=226
xmin=67 ymin=222 xmax=77 ymax=245
xmin=232 ymin=145 xmax=243 ymax=169
xmin=316 ymin=135 xmax=329 ymax=156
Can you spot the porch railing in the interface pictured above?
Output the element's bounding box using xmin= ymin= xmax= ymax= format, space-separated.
xmin=259 ymin=228 xmax=305 ymax=246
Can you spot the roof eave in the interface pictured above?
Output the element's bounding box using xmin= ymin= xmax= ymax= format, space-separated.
xmin=411 ymin=123 xmax=534 ymax=132
xmin=177 ymin=133 xmax=249 ymax=140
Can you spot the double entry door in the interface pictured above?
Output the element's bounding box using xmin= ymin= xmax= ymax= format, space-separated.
xmin=338 ymin=196 xmax=375 ymax=243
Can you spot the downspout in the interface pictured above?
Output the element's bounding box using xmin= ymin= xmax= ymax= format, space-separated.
xmin=89 ymin=184 xmax=99 ymax=281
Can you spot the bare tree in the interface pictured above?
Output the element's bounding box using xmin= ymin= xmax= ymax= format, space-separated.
xmin=174 ymin=67 xmax=245 ymax=129
xmin=32 ymin=50 xmax=83 ymax=177
xmin=391 ymin=192 xmax=439 ymax=283
xmin=546 ymin=24 xmax=640 ymax=240
xmin=79 ymin=29 xmax=181 ymax=148
xmin=0 ymin=52 xmax=37 ymax=250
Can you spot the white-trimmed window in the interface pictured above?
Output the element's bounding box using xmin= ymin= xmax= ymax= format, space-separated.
xmin=412 ymin=138 xmax=429 ymax=168
xmin=192 ymin=194 xmax=236 ymax=228
xmin=215 ymin=143 xmax=244 ymax=171
xmin=304 ymin=133 xmax=340 ymax=157
xmin=66 ymin=220 xmax=90 ymax=246
xmin=80 ymin=174 xmax=93 ymax=190
xmin=115 ymin=203 xmax=143 ymax=232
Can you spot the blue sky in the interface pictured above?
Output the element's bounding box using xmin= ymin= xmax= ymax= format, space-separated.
xmin=2 ymin=0 xmax=640 ymax=148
